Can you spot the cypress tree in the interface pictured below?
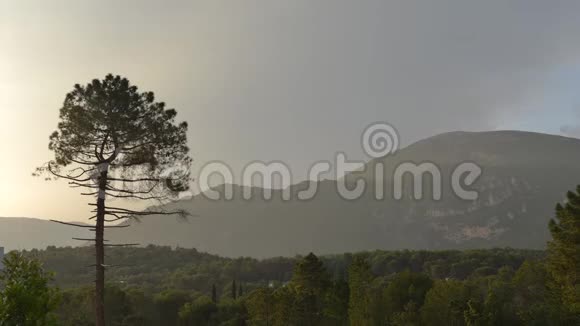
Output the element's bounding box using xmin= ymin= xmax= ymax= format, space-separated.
xmin=212 ymin=284 xmax=217 ymax=304
xmin=232 ymin=279 xmax=237 ymax=300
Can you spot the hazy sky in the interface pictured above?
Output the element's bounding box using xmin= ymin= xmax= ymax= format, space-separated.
xmin=1 ymin=0 xmax=580 ymax=221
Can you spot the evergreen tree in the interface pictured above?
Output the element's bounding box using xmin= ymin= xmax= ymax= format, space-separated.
xmin=324 ymin=280 xmax=350 ymax=325
xmin=212 ymin=284 xmax=218 ymax=304
xmin=291 ymin=253 xmax=330 ymax=292
xmin=512 ymin=261 xmax=551 ymax=324
xmin=421 ymin=279 xmax=472 ymax=326
xmin=36 ymin=74 xmax=191 ymax=326
xmin=383 ymin=270 xmax=433 ymax=321
xmin=348 ymin=255 xmax=373 ymax=326
xmin=483 ymin=267 xmax=518 ymax=326
xmin=245 ymin=287 xmax=274 ymax=326
xmin=547 ymin=185 xmax=580 ymax=320
xmin=232 ymin=279 xmax=237 ymax=300
xmin=289 ymin=253 xmax=331 ymax=325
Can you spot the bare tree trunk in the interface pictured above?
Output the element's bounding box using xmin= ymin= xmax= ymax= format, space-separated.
xmin=95 ymin=167 xmax=108 ymax=326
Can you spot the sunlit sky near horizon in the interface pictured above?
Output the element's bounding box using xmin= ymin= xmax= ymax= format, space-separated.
xmin=1 ymin=0 xmax=580 ymax=221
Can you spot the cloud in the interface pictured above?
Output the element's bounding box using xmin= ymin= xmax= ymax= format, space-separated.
xmin=167 ymin=0 xmax=580 ymax=162
xmin=4 ymin=0 xmax=580 ymax=182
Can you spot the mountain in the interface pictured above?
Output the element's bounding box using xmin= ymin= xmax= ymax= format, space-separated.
xmin=0 ymin=217 xmax=91 ymax=251
xmin=103 ymin=130 xmax=580 ymax=257
xmin=5 ymin=131 xmax=579 ymax=257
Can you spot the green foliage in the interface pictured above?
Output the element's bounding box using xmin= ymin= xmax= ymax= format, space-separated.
xmin=288 ymin=253 xmax=332 ymax=325
xmin=154 ymin=290 xmax=192 ymax=326
xmin=547 ymin=185 xmax=580 ymax=320
xmin=463 ymin=299 xmax=485 ymax=326
xmin=511 ymin=261 xmax=553 ymax=325
xmin=290 ymin=253 xmax=330 ymax=294
xmin=178 ymin=295 xmax=217 ymax=326
xmin=348 ymin=255 xmax=373 ymax=326
xmin=391 ymin=301 xmax=421 ymax=326
xmin=23 ymin=246 xmax=542 ymax=293
xmin=46 ymin=74 xmax=191 ymax=178
xmin=322 ymin=280 xmax=349 ymax=325
xmin=212 ymin=284 xmax=218 ymax=304
xmin=232 ymin=280 xmax=237 ymax=300
xmin=245 ymin=287 xmax=275 ymax=326
xmin=12 ymin=245 xmax=575 ymax=325
xmin=56 ymin=287 xmax=94 ymax=326
xmin=0 ymin=252 xmax=60 ymax=326
xmin=214 ymin=300 xmax=247 ymax=326
xmin=383 ymin=270 xmax=433 ymax=321
xmin=14 ymin=183 xmax=580 ymax=325
xmin=482 ymin=267 xmax=518 ymax=325
xmin=421 ymin=280 xmax=473 ymax=326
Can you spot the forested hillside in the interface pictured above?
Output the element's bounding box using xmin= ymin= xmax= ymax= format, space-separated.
xmin=27 ymin=246 xmax=544 ymax=291
xmin=19 ymin=246 xmax=555 ymax=325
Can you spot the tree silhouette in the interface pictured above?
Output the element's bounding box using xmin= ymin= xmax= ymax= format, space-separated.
xmin=35 ymin=74 xmax=191 ymax=326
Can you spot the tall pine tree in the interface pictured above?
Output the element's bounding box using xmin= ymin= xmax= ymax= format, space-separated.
xmin=547 ymin=185 xmax=580 ymax=320
xmin=35 ymin=75 xmax=191 ymax=326
xmin=289 ymin=253 xmax=331 ymax=325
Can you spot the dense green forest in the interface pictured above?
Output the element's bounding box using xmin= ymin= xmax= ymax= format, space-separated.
xmin=28 ymin=246 xmax=544 ymax=291
xmin=8 ymin=246 xmax=567 ymax=325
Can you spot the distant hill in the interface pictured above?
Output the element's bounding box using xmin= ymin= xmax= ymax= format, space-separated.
xmin=105 ymin=130 xmax=580 ymax=257
xmin=0 ymin=217 xmax=90 ymax=251
xmin=3 ymin=131 xmax=579 ymax=257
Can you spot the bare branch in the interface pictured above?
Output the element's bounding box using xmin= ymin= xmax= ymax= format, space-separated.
xmin=48 ymin=164 xmax=93 ymax=182
xmin=51 ymin=219 xmax=128 ymax=228
xmin=50 ymin=219 xmax=92 ymax=228
xmin=106 ymin=181 xmax=160 ymax=195
xmin=72 ymin=238 xmax=110 ymax=242
xmin=69 ymin=181 xmax=99 ymax=189
xmin=105 ymin=192 xmax=167 ymax=200
xmin=104 ymin=244 xmax=139 ymax=247
xmin=108 ymin=177 xmax=161 ymax=183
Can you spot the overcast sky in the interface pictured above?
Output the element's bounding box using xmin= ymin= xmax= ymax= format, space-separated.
xmin=1 ymin=0 xmax=580 ymax=221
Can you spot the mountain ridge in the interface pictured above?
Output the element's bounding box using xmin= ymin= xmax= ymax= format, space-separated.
xmin=2 ymin=130 xmax=579 ymax=257
xmin=0 ymin=216 xmax=90 ymax=251
xmin=106 ymin=130 xmax=580 ymax=257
